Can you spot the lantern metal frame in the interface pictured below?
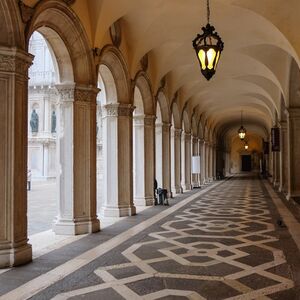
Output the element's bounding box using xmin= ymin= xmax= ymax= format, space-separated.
xmin=238 ymin=110 xmax=246 ymax=140
xmin=192 ymin=0 xmax=224 ymax=80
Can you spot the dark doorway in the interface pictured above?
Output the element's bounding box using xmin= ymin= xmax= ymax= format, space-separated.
xmin=241 ymin=155 xmax=252 ymax=171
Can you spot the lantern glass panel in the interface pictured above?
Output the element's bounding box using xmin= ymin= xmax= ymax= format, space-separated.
xmin=207 ymin=48 xmax=217 ymax=69
xmin=198 ymin=49 xmax=207 ymax=70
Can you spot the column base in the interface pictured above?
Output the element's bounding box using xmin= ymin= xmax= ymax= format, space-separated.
xmin=53 ymin=218 xmax=100 ymax=235
xmin=134 ymin=197 xmax=155 ymax=206
xmin=183 ymin=184 xmax=192 ymax=191
xmin=273 ymin=181 xmax=279 ymax=188
xmin=0 ymin=242 xmax=32 ymax=268
xmin=286 ymin=192 xmax=300 ymax=202
xmin=100 ymin=205 xmax=136 ymax=217
xmin=172 ymin=186 xmax=183 ymax=195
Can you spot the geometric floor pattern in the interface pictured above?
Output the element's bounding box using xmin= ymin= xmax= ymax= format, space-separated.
xmin=53 ymin=178 xmax=294 ymax=300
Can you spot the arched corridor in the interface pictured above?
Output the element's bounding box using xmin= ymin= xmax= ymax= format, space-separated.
xmin=1 ymin=0 xmax=300 ymax=298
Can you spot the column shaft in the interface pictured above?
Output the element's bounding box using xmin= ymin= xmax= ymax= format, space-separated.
xmin=100 ymin=103 xmax=136 ymax=216
xmin=191 ymin=137 xmax=199 ymax=187
xmin=162 ymin=123 xmax=172 ymax=196
xmin=182 ymin=133 xmax=192 ymax=190
xmin=171 ymin=128 xmax=182 ymax=194
xmin=279 ymin=121 xmax=288 ymax=194
xmin=54 ymin=85 xmax=100 ymax=234
xmin=0 ymin=48 xmax=33 ymax=267
xmin=287 ymin=109 xmax=300 ymax=200
xmin=133 ymin=115 xmax=155 ymax=206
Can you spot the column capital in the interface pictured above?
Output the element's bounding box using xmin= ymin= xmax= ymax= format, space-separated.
xmin=162 ymin=122 xmax=171 ymax=132
xmin=133 ymin=114 xmax=156 ymax=126
xmin=144 ymin=115 xmax=156 ymax=126
xmin=102 ymin=103 xmax=135 ymax=117
xmin=74 ymin=85 xmax=99 ymax=103
xmin=287 ymin=107 xmax=300 ymax=119
xmin=0 ymin=47 xmax=33 ymax=76
xmin=173 ymin=128 xmax=182 ymax=138
xmin=279 ymin=120 xmax=287 ymax=130
xmin=192 ymin=136 xmax=199 ymax=144
xmin=55 ymin=84 xmax=75 ymax=103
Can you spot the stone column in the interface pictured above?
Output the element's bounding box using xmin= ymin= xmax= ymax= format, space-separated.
xmin=0 ymin=48 xmax=33 ymax=267
xmin=133 ymin=115 xmax=155 ymax=206
xmin=279 ymin=121 xmax=288 ymax=194
xmin=212 ymin=144 xmax=216 ymax=180
xmin=43 ymin=142 xmax=49 ymax=177
xmin=100 ymin=103 xmax=136 ymax=216
xmin=155 ymin=122 xmax=163 ymax=188
xmin=199 ymin=139 xmax=205 ymax=185
xmin=225 ymin=151 xmax=231 ymax=176
xmin=287 ymin=108 xmax=300 ymax=201
xmin=191 ymin=136 xmax=199 ymax=187
xmin=268 ymin=135 xmax=273 ymax=181
xmin=53 ymin=85 xmax=100 ymax=235
xmin=162 ymin=122 xmax=172 ymax=196
xmin=171 ymin=128 xmax=182 ymax=194
xmin=182 ymin=132 xmax=192 ymax=190
xmin=205 ymin=141 xmax=209 ymax=182
xmin=273 ymin=151 xmax=280 ymax=188
xmin=208 ymin=143 xmax=213 ymax=181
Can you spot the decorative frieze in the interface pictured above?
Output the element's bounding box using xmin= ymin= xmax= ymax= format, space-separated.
xmin=74 ymin=86 xmax=99 ymax=103
xmin=144 ymin=115 xmax=156 ymax=127
xmin=287 ymin=108 xmax=300 ymax=119
xmin=192 ymin=136 xmax=198 ymax=144
xmin=173 ymin=128 xmax=182 ymax=139
xmin=162 ymin=122 xmax=171 ymax=133
xmin=55 ymin=85 xmax=75 ymax=103
xmin=102 ymin=103 xmax=135 ymax=117
xmin=183 ymin=132 xmax=191 ymax=141
xmin=279 ymin=121 xmax=287 ymax=130
xmin=0 ymin=49 xmax=33 ymax=75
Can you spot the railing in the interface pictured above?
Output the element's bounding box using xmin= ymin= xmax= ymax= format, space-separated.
xmin=29 ymin=71 xmax=56 ymax=87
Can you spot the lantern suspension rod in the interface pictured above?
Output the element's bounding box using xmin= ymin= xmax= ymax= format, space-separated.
xmin=241 ymin=110 xmax=243 ymax=126
xmin=207 ymin=0 xmax=210 ymax=24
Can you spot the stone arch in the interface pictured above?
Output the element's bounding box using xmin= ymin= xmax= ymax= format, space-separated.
xmin=26 ymin=1 xmax=100 ymax=236
xmin=182 ymin=110 xmax=191 ymax=133
xmin=0 ymin=0 xmax=24 ymax=48
xmin=197 ymin=119 xmax=204 ymax=140
xmin=156 ymin=89 xmax=170 ymax=123
xmin=289 ymin=58 xmax=300 ymax=108
xmin=171 ymin=102 xmax=181 ymax=129
xmin=134 ymin=71 xmax=155 ymax=115
xmin=98 ymin=64 xmax=117 ymax=104
xmin=191 ymin=115 xmax=198 ymax=137
xmin=27 ymin=0 xmax=95 ymax=86
xmin=99 ymin=45 xmax=131 ymax=104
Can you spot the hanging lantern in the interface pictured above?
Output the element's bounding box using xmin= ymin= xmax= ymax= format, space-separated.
xmin=238 ymin=126 xmax=246 ymax=140
xmin=192 ymin=0 xmax=224 ymax=80
xmin=244 ymin=141 xmax=249 ymax=150
xmin=238 ymin=110 xmax=246 ymax=140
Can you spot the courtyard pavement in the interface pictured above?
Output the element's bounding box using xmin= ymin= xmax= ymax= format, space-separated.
xmin=2 ymin=176 xmax=300 ymax=299
xmin=28 ymin=180 xmax=57 ymax=236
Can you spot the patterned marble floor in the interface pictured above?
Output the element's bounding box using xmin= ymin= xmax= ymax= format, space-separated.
xmin=1 ymin=176 xmax=300 ymax=299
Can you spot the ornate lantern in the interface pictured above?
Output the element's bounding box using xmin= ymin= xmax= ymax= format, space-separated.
xmin=192 ymin=0 xmax=224 ymax=80
xmin=238 ymin=110 xmax=246 ymax=140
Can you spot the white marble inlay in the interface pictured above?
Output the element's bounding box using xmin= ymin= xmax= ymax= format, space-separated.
xmin=51 ymin=178 xmax=295 ymax=300
xmin=0 ymin=183 xmax=220 ymax=300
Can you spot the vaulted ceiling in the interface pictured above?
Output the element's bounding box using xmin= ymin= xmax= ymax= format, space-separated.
xmin=24 ymin=0 xmax=300 ymax=141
